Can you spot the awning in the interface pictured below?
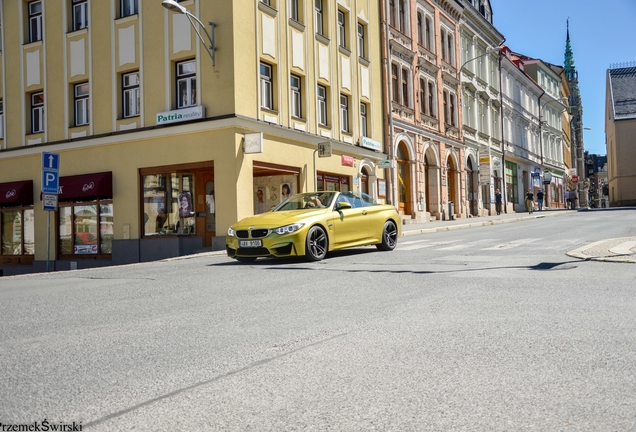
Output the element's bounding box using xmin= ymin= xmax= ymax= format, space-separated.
xmin=0 ymin=180 xmax=34 ymax=206
xmin=59 ymin=172 xmax=112 ymax=202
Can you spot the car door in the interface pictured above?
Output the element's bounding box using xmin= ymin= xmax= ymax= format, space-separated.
xmin=328 ymin=194 xmax=370 ymax=246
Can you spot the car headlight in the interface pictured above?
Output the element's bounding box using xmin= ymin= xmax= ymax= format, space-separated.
xmin=273 ymin=223 xmax=304 ymax=235
xmin=227 ymin=227 xmax=236 ymax=237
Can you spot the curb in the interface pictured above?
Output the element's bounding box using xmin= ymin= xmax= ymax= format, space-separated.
xmin=566 ymin=238 xmax=636 ymax=264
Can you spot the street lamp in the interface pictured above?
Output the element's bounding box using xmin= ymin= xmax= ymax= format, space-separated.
xmin=162 ymin=0 xmax=216 ymax=66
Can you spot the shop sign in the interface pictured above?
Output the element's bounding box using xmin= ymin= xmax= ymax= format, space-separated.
xmin=156 ymin=106 xmax=204 ymax=125
xmin=341 ymin=155 xmax=355 ymax=167
xmin=243 ymin=132 xmax=263 ymax=154
xmin=378 ymin=159 xmax=393 ymax=169
xmin=360 ymin=137 xmax=382 ymax=152
xmin=479 ymin=153 xmax=490 ymax=185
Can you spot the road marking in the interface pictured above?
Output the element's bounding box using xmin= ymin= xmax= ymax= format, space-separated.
xmin=482 ymin=238 xmax=539 ymax=250
xmin=399 ymin=239 xmax=430 ymax=246
xmin=399 ymin=240 xmax=458 ymax=251
xmin=609 ymin=241 xmax=636 ymax=255
xmin=438 ymin=240 xmax=490 ymax=251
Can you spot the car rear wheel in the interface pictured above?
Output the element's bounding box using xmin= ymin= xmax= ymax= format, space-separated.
xmin=236 ymin=257 xmax=257 ymax=263
xmin=305 ymin=226 xmax=328 ymax=261
xmin=376 ymin=220 xmax=398 ymax=251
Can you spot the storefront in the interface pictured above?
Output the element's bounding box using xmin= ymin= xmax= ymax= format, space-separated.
xmin=0 ymin=180 xmax=35 ymax=266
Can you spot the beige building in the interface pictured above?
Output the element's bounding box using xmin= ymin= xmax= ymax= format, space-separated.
xmin=605 ymin=64 xmax=636 ymax=207
xmin=0 ymin=0 xmax=386 ymax=275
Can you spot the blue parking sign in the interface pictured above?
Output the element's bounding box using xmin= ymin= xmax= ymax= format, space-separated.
xmin=42 ymin=169 xmax=60 ymax=194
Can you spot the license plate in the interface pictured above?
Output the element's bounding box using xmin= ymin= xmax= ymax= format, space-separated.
xmin=239 ymin=240 xmax=262 ymax=248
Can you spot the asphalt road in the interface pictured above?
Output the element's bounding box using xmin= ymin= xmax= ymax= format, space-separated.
xmin=1 ymin=209 xmax=635 ymax=431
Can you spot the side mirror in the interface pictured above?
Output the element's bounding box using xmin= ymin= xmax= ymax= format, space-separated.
xmin=336 ymin=201 xmax=352 ymax=211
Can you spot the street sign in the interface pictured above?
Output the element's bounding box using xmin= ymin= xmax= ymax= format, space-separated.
xmin=318 ymin=142 xmax=332 ymax=158
xmin=43 ymin=193 xmax=58 ymax=211
xmin=377 ymin=159 xmax=394 ymax=169
xmin=572 ymin=175 xmax=579 ymax=183
xmin=42 ymin=152 xmax=60 ymax=171
xmin=42 ymin=169 xmax=60 ymax=194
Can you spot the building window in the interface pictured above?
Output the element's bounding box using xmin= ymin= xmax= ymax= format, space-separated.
xmin=123 ymin=72 xmax=140 ymax=118
xmin=74 ymin=83 xmax=90 ymax=126
xmin=177 ymin=60 xmax=196 ymax=109
xmin=317 ymin=85 xmax=327 ymax=125
xmin=357 ymin=23 xmax=365 ymax=58
xmin=291 ymin=75 xmax=302 ymax=118
xmin=120 ymin=0 xmax=138 ymax=18
xmin=314 ymin=0 xmax=323 ymax=35
xmin=72 ymin=0 xmax=88 ymax=31
xmin=337 ymin=10 xmax=346 ymax=48
xmin=389 ymin=0 xmax=395 ymax=27
xmin=443 ymin=90 xmax=448 ymax=125
xmin=428 ymin=82 xmax=435 ymax=118
xmin=142 ymin=173 xmax=196 ymax=237
xmin=401 ymin=67 xmax=409 ymax=107
xmin=340 ymin=94 xmax=349 ymax=132
xmin=360 ymin=103 xmax=368 ymax=137
xmin=417 ymin=12 xmax=423 ymax=45
xmin=290 ymin=0 xmax=299 ymax=22
xmin=1 ymin=208 xmax=35 ymax=257
xmin=31 ymin=92 xmax=44 ymax=133
xmin=398 ymin=0 xmax=406 ymax=32
xmin=261 ymin=0 xmax=270 ymax=6
xmin=28 ymin=1 xmax=42 ymax=43
xmin=449 ymin=93 xmax=456 ymax=126
xmin=260 ymin=63 xmax=273 ymax=110
xmin=59 ymin=201 xmax=113 ymax=256
xmin=425 ymin=16 xmax=433 ymax=51
xmin=391 ymin=64 xmax=399 ymax=102
xmin=419 ymin=79 xmax=425 ymax=114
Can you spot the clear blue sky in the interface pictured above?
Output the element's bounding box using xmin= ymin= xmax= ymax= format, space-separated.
xmin=489 ymin=0 xmax=636 ymax=156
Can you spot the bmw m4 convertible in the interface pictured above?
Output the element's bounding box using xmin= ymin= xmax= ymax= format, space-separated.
xmin=226 ymin=191 xmax=401 ymax=262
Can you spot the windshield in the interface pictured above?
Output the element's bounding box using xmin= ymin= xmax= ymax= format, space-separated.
xmin=273 ymin=192 xmax=336 ymax=211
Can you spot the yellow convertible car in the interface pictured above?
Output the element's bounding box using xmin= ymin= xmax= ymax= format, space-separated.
xmin=226 ymin=191 xmax=401 ymax=262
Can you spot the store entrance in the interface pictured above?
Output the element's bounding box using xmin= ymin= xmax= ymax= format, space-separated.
xmin=195 ymin=170 xmax=215 ymax=247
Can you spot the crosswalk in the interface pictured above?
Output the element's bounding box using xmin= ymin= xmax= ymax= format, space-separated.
xmin=397 ymin=237 xmax=576 ymax=252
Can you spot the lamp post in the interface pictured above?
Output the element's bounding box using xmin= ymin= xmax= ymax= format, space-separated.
xmin=460 ymin=46 xmax=502 ymax=215
xmin=162 ymin=0 xmax=216 ymax=66
xmin=538 ymin=96 xmax=567 ymax=208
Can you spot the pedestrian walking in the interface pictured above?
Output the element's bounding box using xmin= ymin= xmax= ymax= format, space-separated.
xmin=495 ymin=189 xmax=503 ymax=215
xmin=536 ymin=190 xmax=544 ymax=211
xmin=525 ymin=189 xmax=534 ymax=214
xmin=565 ymin=190 xmax=571 ymax=209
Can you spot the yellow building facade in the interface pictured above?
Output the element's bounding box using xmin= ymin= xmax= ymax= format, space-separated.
xmin=0 ymin=0 xmax=386 ymax=275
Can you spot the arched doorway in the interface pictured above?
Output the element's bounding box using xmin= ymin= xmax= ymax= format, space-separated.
xmin=446 ymin=156 xmax=457 ymax=217
xmin=467 ymin=157 xmax=477 ymax=216
xmin=360 ymin=167 xmax=369 ymax=195
xmin=423 ymin=147 xmax=439 ymax=218
xmin=396 ymin=142 xmax=411 ymax=215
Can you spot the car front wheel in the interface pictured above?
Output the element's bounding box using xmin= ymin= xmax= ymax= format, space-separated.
xmin=305 ymin=226 xmax=328 ymax=261
xmin=376 ymin=220 xmax=398 ymax=251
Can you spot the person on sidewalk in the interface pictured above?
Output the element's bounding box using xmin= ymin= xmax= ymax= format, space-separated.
xmin=565 ymin=190 xmax=571 ymax=209
xmin=525 ymin=189 xmax=534 ymax=214
xmin=495 ymin=189 xmax=503 ymax=215
xmin=536 ymin=190 xmax=544 ymax=211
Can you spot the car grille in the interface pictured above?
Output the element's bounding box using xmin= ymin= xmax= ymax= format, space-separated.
xmin=236 ymin=229 xmax=270 ymax=239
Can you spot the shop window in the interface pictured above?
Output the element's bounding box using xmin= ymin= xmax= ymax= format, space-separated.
xmin=72 ymin=0 xmax=88 ymax=31
xmin=1 ymin=208 xmax=35 ymax=257
xmin=74 ymin=82 xmax=90 ymax=126
xmin=123 ymin=71 xmax=140 ymax=118
xmin=316 ymin=173 xmax=350 ymax=192
xmin=28 ymin=1 xmax=42 ymax=43
xmin=177 ymin=60 xmax=196 ymax=109
xmin=142 ymin=173 xmax=196 ymax=236
xmin=58 ymin=201 xmax=112 ymax=256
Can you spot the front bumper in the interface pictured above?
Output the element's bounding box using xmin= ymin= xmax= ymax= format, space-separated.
xmin=226 ymin=231 xmax=306 ymax=259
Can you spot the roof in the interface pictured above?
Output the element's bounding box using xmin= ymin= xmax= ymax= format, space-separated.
xmin=609 ymin=66 xmax=636 ymax=120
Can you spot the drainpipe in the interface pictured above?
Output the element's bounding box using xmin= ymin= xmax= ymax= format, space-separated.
xmin=498 ymin=48 xmax=506 ymax=212
xmin=381 ymin=1 xmax=397 ymax=209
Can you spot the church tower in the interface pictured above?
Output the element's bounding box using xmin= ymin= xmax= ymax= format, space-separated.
xmin=565 ymin=20 xmax=588 ymax=207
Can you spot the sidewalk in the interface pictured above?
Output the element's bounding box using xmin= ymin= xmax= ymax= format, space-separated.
xmin=401 ymin=208 xmax=636 ymax=264
xmin=401 ymin=208 xmax=573 ymax=237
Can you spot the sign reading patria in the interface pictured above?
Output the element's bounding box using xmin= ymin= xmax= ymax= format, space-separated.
xmin=156 ymin=106 xmax=205 ymax=125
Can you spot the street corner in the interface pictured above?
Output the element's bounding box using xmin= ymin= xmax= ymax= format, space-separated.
xmin=567 ymin=237 xmax=636 ymax=263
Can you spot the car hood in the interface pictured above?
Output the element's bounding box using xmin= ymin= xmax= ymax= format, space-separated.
xmin=232 ymin=208 xmax=330 ymax=228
